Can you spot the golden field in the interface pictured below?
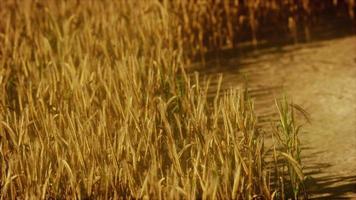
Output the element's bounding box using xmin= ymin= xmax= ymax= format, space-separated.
xmin=0 ymin=0 xmax=331 ymax=199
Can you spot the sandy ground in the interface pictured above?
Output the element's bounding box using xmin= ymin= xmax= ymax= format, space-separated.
xmin=199 ymin=36 xmax=356 ymax=198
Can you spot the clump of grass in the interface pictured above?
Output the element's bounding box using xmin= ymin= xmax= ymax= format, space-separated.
xmin=272 ymin=98 xmax=307 ymax=199
xmin=0 ymin=0 xmax=306 ymax=199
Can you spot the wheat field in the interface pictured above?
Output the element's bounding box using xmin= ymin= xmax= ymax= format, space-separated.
xmin=0 ymin=0 xmax=309 ymax=199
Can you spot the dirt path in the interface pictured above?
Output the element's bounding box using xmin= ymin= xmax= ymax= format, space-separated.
xmin=280 ymin=37 xmax=356 ymax=199
xmin=200 ymin=36 xmax=356 ymax=198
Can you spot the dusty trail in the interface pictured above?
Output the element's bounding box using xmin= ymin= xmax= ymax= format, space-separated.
xmin=200 ymin=36 xmax=356 ymax=198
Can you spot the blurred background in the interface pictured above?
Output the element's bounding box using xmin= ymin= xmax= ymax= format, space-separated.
xmin=173 ymin=0 xmax=355 ymax=60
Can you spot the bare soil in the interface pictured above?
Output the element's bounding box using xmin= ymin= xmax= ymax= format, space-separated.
xmin=199 ymin=36 xmax=356 ymax=199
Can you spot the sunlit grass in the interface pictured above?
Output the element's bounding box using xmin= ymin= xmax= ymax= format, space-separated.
xmin=0 ymin=0 xmax=309 ymax=199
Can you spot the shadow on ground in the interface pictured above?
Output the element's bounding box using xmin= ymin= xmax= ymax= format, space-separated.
xmin=303 ymin=148 xmax=356 ymax=199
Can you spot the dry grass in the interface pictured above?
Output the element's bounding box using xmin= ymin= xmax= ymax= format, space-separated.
xmin=0 ymin=0 xmax=307 ymax=199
